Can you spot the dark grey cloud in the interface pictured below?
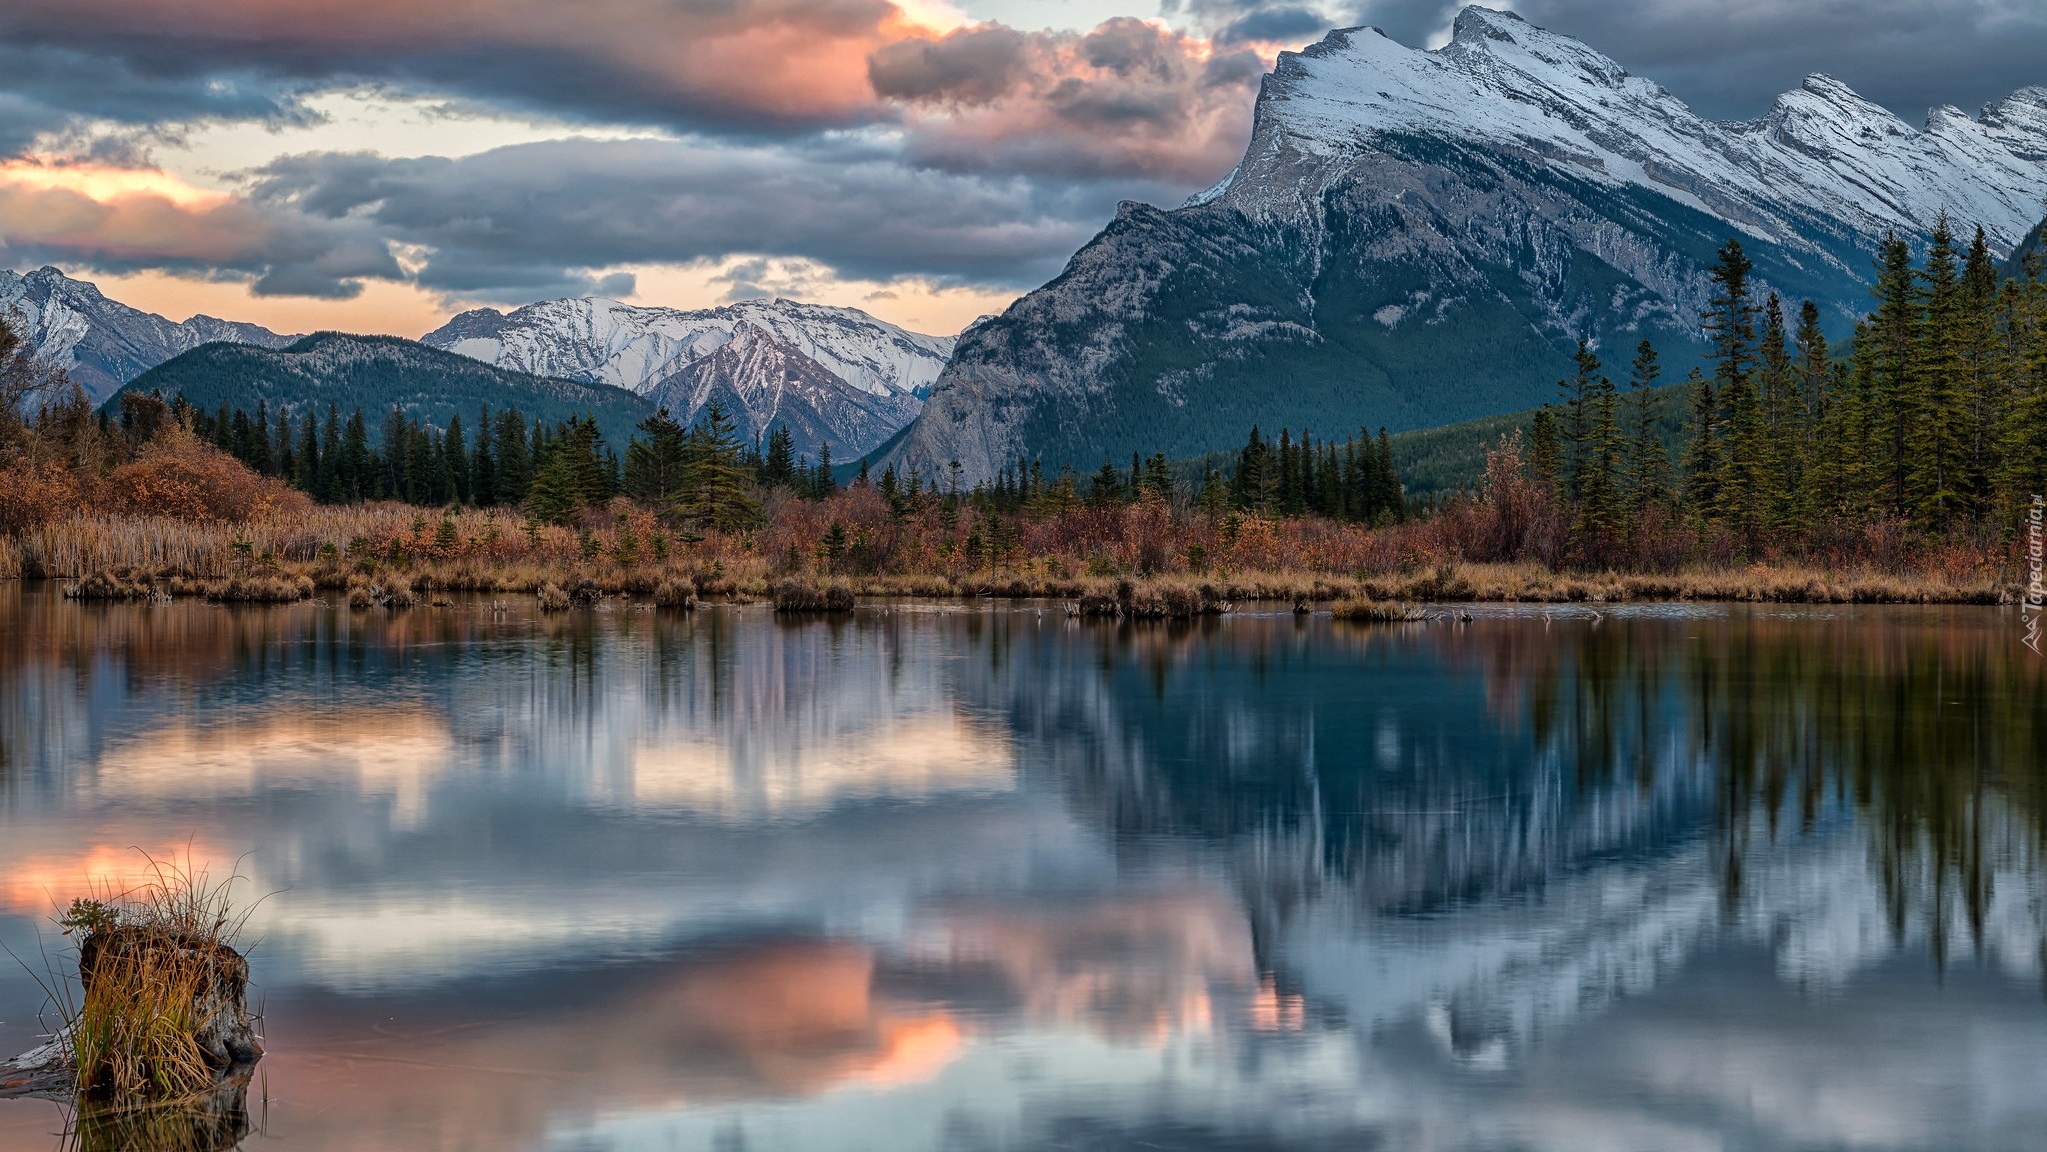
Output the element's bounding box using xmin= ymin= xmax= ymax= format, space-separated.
xmin=873 ymin=19 xmax=1264 ymax=183
xmin=1214 ymin=7 xmax=1337 ymax=48
xmin=1338 ymin=0 xmax=2047 ymax=122
xmin=245 ymin=136 xmax=1146 ymax=298
xmin=0 ymin=0 xmax=914 ymax=143
xmin=0 ymin=45 xmax=312 ymax=156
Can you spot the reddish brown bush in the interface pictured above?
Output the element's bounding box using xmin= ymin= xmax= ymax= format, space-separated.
xmin=107 ymin=428 xmax=309 ymax=523
xmin=0 ymin=457 xmax=84 ymax=534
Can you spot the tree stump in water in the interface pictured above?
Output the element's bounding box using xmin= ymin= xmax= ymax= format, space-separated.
xmin=1 ymin=926 xmax=261 ymax=1101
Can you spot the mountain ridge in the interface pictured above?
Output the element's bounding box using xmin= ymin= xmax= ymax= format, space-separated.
xmin=423 ymin=295 xmax=954 ymax=458
xmin=887 ymin=6 xmax=2047 ymax=483
xmin=109 ymin=332 xmax=654 ymax=449
xmin=1 ymin=266 xmax=298 ymax=402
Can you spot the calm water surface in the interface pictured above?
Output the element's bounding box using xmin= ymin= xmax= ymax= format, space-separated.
xmin=1 ymin=585 xmax=2044 ymax=1151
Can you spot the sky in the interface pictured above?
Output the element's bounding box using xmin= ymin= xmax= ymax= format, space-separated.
xmin=2 ymin=0 xmax=2043 ymax=338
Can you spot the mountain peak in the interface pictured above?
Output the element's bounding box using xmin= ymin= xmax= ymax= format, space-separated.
xmin=1224 ymin=12 xmax=2047 ymax=252
xmin=3 ymin=265 xmax=296 ymax=402
xmin=1449 ymin=5 xmax=1528 ymax=43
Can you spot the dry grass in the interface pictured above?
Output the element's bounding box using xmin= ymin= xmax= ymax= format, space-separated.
xmin=772 ymin=579 xmax=855 ymax=613
xmin=5 ymin=501 xmax=2020 ymax=608
xmin=1331 ymin=597 xmax=1426 ymax=622
xmin=44 ymin=855 xmax=259 ymax=1103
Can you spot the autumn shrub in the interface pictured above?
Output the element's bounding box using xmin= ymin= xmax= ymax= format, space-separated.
xmin=0 ymin=457 xmax=85 ymax=535
xmin=106 ymin=427 xmax=308 ymax=523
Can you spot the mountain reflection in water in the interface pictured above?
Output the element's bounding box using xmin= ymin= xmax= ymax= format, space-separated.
xmin=0 ymin=586 xmax=2043 ymax=1152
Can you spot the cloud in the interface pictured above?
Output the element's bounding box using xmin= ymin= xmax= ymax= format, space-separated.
xmin=871 ymin=18 xmax=1266 ymax=182
xmin=0 ymin=0 xmax=924 ymax=138
xmin=1336 ymin=0 xmax=2047 ymax=121
xmin=0 ymin=158 xmax=398 ymax=297
xmin=243 ymin=136 xmax=1132 ymax=298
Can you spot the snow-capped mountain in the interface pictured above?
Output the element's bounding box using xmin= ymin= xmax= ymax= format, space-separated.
xmin=645 ymin=324 xmax=922 ymax=462
xmin=891 ymin=6 xmax=2047 ymax=482
xmin=1 ymin=266 xmax=296 ymax=402
xmin=423 ymin=297 xmax=954 ymax=457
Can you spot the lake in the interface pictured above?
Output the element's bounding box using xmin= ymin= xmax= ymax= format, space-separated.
xmin=1 ymin=585 xmax=2043 ymax=1151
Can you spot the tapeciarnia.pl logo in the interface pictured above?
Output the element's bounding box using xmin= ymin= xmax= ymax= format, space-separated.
xmin=2026 ymin=494 xmax=2044 ymax=656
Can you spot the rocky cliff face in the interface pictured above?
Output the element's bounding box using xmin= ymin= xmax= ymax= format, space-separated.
xmin=890 ymin=7 xmax=2047 ymax=482
xmin=1 ymin=267 xmax=295 ymax=403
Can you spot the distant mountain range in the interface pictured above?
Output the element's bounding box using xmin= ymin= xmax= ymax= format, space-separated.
xmin=4 ymin=267 xmax=949 ymax=460
xmin=886 ymin=6 xmax=2047 ymax=482
xmin=1 ymin=266 xmax=297 ymax=403
xmin=422 ymin=297 xmax=953 ymax=459
xmin=111 ymin=334 xmax=654 ymax=450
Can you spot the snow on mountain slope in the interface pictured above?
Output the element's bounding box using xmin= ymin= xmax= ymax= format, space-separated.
xmin=423 ymin=297 xmax=954 ymax=400
xmin=644 ymin=323 xmax=922 ymax=460
xmin=1216 ymin=8 xmax=2047 ymax=255
xmin=1 ymin=266 xmax=297 ymax=402
xmin=888 ymin=6 xmax=2047 ymax=483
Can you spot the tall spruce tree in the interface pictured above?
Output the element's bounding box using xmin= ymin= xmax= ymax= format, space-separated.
xmin=1625 ymin=340 xmax=1670 ymax=512
xmin=1757 ymin=293 xmax=1803 ymax=531
xmin=677 ymin=401 xmax=759 ymax=532
xmin=494 ymin=407 xmax=532 ymax=505
xmin=1908 ymin=215 xmax=1966 ymax=531
xmin=444 ymin=412 xmax=471 ymax=505
xmin=626 ymin=408 xmax=689 ymax=503
xmin=1704 ymin=239 xmax=1764 ymax=547
xmin=1869 ymin=233 xmax=1920 ymax=516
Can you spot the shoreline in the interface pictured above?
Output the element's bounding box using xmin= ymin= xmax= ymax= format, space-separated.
xmin=13 ymin=564 xmax=2017 ymax=609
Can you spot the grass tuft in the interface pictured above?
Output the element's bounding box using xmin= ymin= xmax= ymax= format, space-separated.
xmin=47 ymin=856 xmax=261 ymax=1103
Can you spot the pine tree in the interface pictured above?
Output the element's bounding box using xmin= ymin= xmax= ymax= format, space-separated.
xmin=318 ymin=405 xmax=343 ymax=503
xmin=1704 ymin=238 xmax=1764 ymax=547
xmin=1529 ymin=407 xmax=1563 ymax=497
xmin=1373 ymin=428 xmax=1403 ymax=522
xmin=1232 ymin=426 xmax=1269 ymax=512
xmin=677 ymin=401 xmax=760 ymax=532
xmin=1573 ymin=345 xmax=1624 ymax=549
xmin=2001 ymin=248 xmax=2047 ymax=522
xmin=294 ymin=410 xmax=319 ymax=493
xmin=1869 ymin=233 xmax=1919 ymax=516
xmin=444 ymin=412 xmax=471 ymax=506
xmin=341 ymin=408 xmax=373 ymax=502
xmin=1143 ymin=452 xmax=1173 ymax=502
xmin=625 ymin=408 xmax=689 ymax=503
xmin=814 ymin=443 xmax=837 ymax=498
xmin=1756 ymin=293 xmax=1802 ymax=531
xmin=381 ymin=407 xmax=409 ymax=500
xmin=471 ymin=406 xmax=497 ymax=507
xmin=1624 ymin=339 xmax=1670 ymax=511
xmin=1797 ymin=308 xmax=1849 ymax=516
xmin=1680 ymin=367 xmax=1719 ymax=513
xmin=272 ymin=408 xmax=294 ymax=479
xmin=494 ymin=407 xmax=532 ymax=505
xmin=1088 ymin=461 xmax=1124 ymax=509
xmin=1907 ymin=215 xmax=1966 ymax=532
xmin=1559 ymin=338 xmax=1599 ymax=502
xmin=404 ymin=422 xmax=440 ymax=505
xmin=761 ymin=426 xmax=796 ymax=487
xmin=1959 ymin=225 xmax=2003 ymax=524
xmin=525 ymin=447 xmax=581 ymax=525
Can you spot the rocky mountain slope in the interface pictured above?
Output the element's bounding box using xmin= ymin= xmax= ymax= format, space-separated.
xmin=424 ymin=297 xmax=952 ymax=458
xmin=111 ymin=333 xmax=653 ymax=449
xmin=1 ymin=267 xmax=296 ymax=402
xmin=890 ymin=6 xmax=2047 ymax=482
xmin=645 ymin=324 xmax=922 ymax=462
